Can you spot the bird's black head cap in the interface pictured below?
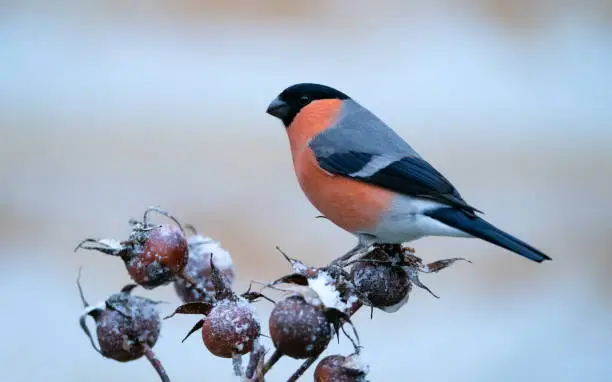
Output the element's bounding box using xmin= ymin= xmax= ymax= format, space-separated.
xmin=266 ymin=83 xmax=350 ymax=127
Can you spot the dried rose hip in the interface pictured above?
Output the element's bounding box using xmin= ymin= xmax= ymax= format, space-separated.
xmin=351 ymin=245 xmax=471 ymax=312
xmin=267 ymin=254 xmax=361 ymax=362
xmin=166 ymin=262 xmax=266 ymax=376
xmin=77 ymin=273 xmax=170 ymax=381
xmin=174 ymin=227 xmax=235 ymax=302
xmin=314 ymin=354 xmax=369 ymax=382
xmin=78 ymin=280 xmax=161 ymax=362
xmin=167 ymin=298 xmax=260 ymax=361
xmin=269 ymin=295 xmax=332 ymax=359
xmin=202 ymin=300 xmax=260 ymax=358
xmin=350 ymin=248 xmax=412 ymax=311
xmin=75 ymin=206 xmax=189 ymax=289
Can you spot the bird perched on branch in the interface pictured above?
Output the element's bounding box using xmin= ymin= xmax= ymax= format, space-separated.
xmin=266 ymin=83 xmax=550 ymax=264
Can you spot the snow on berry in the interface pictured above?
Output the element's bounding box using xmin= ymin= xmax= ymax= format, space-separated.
xmin=314 ymin=353 xmax=369 ymax=382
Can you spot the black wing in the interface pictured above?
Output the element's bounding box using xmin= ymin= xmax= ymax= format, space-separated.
xmin=316 ymin=151 xmax=481 ymax=216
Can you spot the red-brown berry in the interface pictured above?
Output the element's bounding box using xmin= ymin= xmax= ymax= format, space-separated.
xmin=75 ymin=207 xmax=189 ymax=289
xmin=350 ymin=248 xmax=411 ymax=311
xmin=314 ymin=354 xmax=369 ymax=382
xmin=167 ymin=297 xmax=261 ymax=362
xmin=201 ymin=300 xmax=260 ymax=358
xmin=174 ymin=232 xmax=235 ymax=302
xmin=269 ymin=295 xmax=332 ymax=359
xmin=125 ymin=224 xmax=189 ymax=288
xmin=79 ymin=284 xmax=161 ymax=362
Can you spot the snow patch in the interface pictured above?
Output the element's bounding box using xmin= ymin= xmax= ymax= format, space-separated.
xmin=344 ymin=352 xmax=370 ymax=374
xmin=307 ymin=271 xmax=346 ymax=311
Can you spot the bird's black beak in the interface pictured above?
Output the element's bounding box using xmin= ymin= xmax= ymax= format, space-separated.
xmin=266 ymin=97 xmax=290 ymax=119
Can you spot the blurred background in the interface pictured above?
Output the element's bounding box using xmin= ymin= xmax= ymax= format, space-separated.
xmin=1 ymin=1 xmax=611 ymax=381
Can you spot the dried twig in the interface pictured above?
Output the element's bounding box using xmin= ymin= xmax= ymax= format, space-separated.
xmin=262 ymin=349 xmax=283 ymax=375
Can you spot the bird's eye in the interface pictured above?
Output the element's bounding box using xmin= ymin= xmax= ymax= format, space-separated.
xmin=298 ymin=95 xmax=310 ymax=106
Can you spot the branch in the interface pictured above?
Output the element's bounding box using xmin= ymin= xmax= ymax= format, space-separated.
xmin=143 ymin=343 xmax=170 ymax=382
xmin=287 ymin=356 xmax=317 ymax=382
xmin=262 ymin=350 xmax=283 ymax=375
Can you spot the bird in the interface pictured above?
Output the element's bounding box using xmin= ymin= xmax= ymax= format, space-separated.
xmin=265 ymin=83 xmax=551 ymax=264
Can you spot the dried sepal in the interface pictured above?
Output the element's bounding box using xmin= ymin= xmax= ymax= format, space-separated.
xmin=402 ymin=254 xmax=471 ymax=298
xmin=418 ymin=257 xmax=472 ymax=273
xmin=104 ymin=287 xmax=161 ymax=317
xmin=241 ymin=285 xmax=276 ymax=304
xmin=275 ymin=246 xmax=315 ymax=276
xmin=76 ymin=267 xmax=89 ymax=308
xmin=184 ymin=224 xmax=198 ymax=236
xmin=272 ymin=273 xmax=309 ymax=286
xmin=105 ymin=299 xmax=130 ymax=317
xmin=141 ymin=205 xmax=185 ymax=234
xmin=181 ymin=319 xmax=205 ymax=343
xmin=207 ymin=253 xmax=234 ymax=301
xmin=79 ymin=309 xmax=103 ymax=355
xmin=324 ymin=308 xmax=360 ymax=351
xmin=164 ymin=301 xmax=214 ymax=319
xmin=74 ymin=238 xmax=128 ymax=256
xmin=404 ymin=268 xmax=439 ymax=298
xmin=120 ymin=284 xmax=139 ymax=294
xmin=77 ymin=270 xmax=103 ymax=355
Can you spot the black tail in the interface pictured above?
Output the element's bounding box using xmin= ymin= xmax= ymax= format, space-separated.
xmin=425 ymin=208 xmax=551 ymax=263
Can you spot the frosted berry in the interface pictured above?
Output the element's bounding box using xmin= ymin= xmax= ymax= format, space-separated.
xmin=174 ymin=228 xmax=235 ymax=302
xmin=166 ymin=297 xmax=261 ymax=360
xmin=269 ymin=295 xmax=332 ymax=359
xmin=125 ymin=224 xmax=188 ymax=288
xmin=75 ymin=206 xmax=189 ymax=289
xmin=350 ymin=248 xmax=411 ymax=310
xmin=79 ymin=283 xmax=161 ymax=362
xmin=202 ymin=300 xmax=260 ymax=358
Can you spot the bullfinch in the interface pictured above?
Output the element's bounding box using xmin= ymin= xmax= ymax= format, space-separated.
xmin=266 ymin=83 xmax=551 ymax=263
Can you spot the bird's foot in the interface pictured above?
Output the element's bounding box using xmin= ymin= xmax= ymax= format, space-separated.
xmin=330 ymin=245 xmax=370 ymax=268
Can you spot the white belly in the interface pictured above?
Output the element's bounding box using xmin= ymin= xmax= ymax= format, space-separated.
xmin=358 ymin=195 xmax=471 ymax=243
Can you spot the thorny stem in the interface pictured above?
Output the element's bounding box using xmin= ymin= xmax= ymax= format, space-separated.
xmin=287 ymin=357 xmax=317 ymax=382
xmin=262 ymin=350 xmax=283 ymax=375
xmin=288 ymin=301 xmax=364 ymax=381
xmin=143 ymin=343 xmax=170 ymax=382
